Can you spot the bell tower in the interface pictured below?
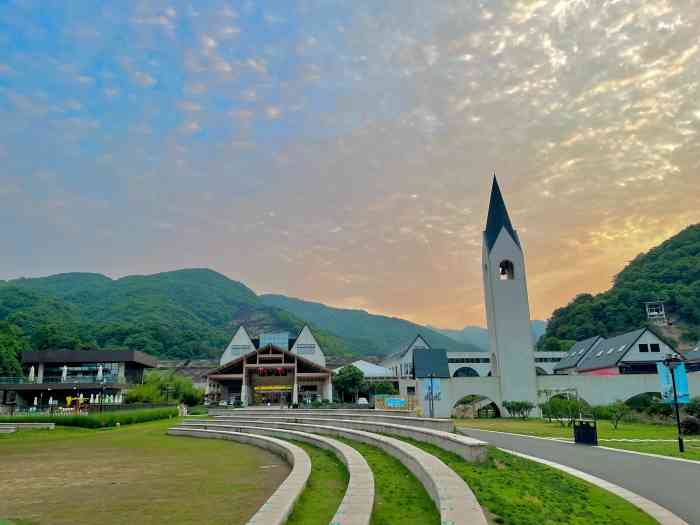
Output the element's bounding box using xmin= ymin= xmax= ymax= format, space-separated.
xmin=482 ymin=176 xmax=537 ymax=404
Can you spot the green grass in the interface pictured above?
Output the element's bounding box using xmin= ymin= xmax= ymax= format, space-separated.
xmin=395 ymin=437 xmax=659 ymax=525
xmin=286 ymin=441 xmax=349 ymax=525
xmin=337 ymin=438 xmax=440 ymax=525
xmin=455 ymin=418 xmax=700 ymax=460
xmin=0 ymin=418 xmax=290 ymax=525
xmin=0 ymin=407 xmax=178 ymax=428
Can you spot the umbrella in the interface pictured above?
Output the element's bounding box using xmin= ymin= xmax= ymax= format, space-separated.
xmin=96 ymin=365 xmax=103 ymax=381
xmin=29 ymin=366 xmax=35 ymax=382
xmin=90 ymin=394 xmax=95 ymax=404
xmin=61 ymin=365 xmax=68 ymax=382
xmin=33 ymin=396 xmax=38 ymax=406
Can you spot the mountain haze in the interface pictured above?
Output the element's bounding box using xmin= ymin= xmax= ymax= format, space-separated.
xmin=434 ymin=320 xmax=547 ymax=350
xmin=261 ymin=294 xmax=483 ymax=354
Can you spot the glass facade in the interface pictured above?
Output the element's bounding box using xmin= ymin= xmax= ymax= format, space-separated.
xmin=42 ymin=362 xmax=121 ymax=383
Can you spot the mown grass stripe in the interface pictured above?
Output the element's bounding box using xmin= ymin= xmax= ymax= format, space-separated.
xmin=285 ymin=441 xmax=349 ymax=525
xmin=393 ymin=435 xmax=659 ymax=525
xmin=337 ymin=437 xmax=440 ymax=525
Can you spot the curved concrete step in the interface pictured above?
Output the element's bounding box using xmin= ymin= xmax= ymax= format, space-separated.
xmin=181 ymin=421 xmax=489 ymax=525
xmin=167 ymin=427 xmax=311 ymax=525
xmin=209 ymin=408 xmax=413 ymax=416
xmin=204 ymin=416 xmax=487 ymax=463
xmin=211 ymin=411 xmax=454 ymax=432
xmin=179 ymin=424 xmax=373 ymax=525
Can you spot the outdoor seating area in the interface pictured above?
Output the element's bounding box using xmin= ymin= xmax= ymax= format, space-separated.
xmin=168 ymin=407 xmax=490 ymax=525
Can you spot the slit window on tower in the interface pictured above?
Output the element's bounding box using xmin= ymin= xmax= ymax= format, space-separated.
xmin=499 ymin=260 xmax=515 ymax=280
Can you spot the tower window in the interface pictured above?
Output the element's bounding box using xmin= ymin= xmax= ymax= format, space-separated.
xmin=499 ymin=260 xmax=515 ymax=280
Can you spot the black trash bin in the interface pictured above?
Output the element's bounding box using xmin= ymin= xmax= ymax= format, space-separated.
xmin=573 ymin=419 xmax=598 ymax=445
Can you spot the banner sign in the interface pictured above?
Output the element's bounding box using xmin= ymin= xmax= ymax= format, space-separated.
xmin=385 ymin=397 xmax=406 ymax=409
xmin=421 ymin=378 xmax=442 ymax=402
xmin=656 ymin=361 xmax=689 ymax=405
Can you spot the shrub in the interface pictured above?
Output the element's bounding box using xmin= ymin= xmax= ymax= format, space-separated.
xmin=503 ymin=400 xmax=535 ymax=418
xmin=0 ymin=408 xmax=177 ymax=429
xmin=680 ymin=416 xmax=700 ymax=435
xmin=608 ymin=400 xmax=632 ymax=429
xmin=591 ymin=405 xmax=612 ymax=420
xmin=646 ymin=401 xmax=673 ymax=419
xmin=686 ymin=397 xmax=700 ymax=418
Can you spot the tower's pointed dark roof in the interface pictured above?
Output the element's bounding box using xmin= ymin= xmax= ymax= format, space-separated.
xmin=484 ymin=176 xmax=521 ymax=252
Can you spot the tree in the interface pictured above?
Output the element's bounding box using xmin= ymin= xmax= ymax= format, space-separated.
xmin=370 ymin=381 xmax=398 ymax=396
xmin=503 ymin=400 xmax=535 ymax=418
xmin=333 ymin=365 xmax=365 ymax=402
xmin=609 ymin=400 xmax=631 ymax=429
xmin=125 ymin=371 xmax=204 ymax=406
xmin=0 ymin=321 xmax=28 ymax=376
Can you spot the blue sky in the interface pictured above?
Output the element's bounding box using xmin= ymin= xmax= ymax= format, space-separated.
xmin=2 ymin=0 xmax=700 ymax=327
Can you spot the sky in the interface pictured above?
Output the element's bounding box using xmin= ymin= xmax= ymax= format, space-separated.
xmin=1 ymin=0 xmax=699 ymax=329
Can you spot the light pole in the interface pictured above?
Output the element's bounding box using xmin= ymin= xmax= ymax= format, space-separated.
xmin=663 ymin=355 xmax=684 ymax=453
xmin=428 ymin=373 xmax=435 ymax=419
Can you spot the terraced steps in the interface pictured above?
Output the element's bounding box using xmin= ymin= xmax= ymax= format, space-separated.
xmin=180 ymin=420 xmax=489 ymax=525
xmin=167 ymin=427 xmax=311 ymax=525
xmin=205 ymin=416 xmax=487 ymax=463
xmin=171 ymin=424 xmax=373 ymax=525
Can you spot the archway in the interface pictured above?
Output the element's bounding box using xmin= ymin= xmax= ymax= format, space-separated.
xmin=453 ymin=367 xmax=480 ymax=378
xmin=625 ymin=392 xmax=661 ymax=412
xmin=452 ymin=395 xmax=501 ymax=418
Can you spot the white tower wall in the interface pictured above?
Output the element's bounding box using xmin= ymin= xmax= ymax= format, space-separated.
xmin=482 ymin=186 xmax=538 ymax=405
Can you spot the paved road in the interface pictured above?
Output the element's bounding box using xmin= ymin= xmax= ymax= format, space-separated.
xmin=460 ymin=428 xmax=699 ymax=524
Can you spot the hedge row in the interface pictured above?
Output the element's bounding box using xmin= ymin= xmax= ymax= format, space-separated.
xmin=0 ymin=408 xmax=178 ymax=428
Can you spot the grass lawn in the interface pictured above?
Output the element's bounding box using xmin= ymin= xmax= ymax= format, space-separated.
xmin=395 ymin=437 xmax=659 ymax=525
xmin=338 ymin=438 xmax=440 ymax=525
xmin=0 ymin=418 xmax=290 ymax=525
xmin=285 ymin=441 xmax=348 ymax=525
xmin=455 ymin=418 xmax=700 ymax=460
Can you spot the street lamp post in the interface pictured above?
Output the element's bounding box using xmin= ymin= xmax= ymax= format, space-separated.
xmin=428 ymin=373 xmax=435 ymax=419
xmin=663 ymin=355 xmax=685 ymax=453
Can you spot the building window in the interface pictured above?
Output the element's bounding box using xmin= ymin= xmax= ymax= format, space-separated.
xmin=639 ymin=344 xmax=649 ymax=353
xmin=499 ymin=260 xmax=515 ymax=280
xmin=650 ymin=343 xmax=660 ymax=353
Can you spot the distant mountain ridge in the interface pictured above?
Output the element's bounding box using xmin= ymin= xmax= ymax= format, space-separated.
xmin=261 ymin=294 xmax=484 ymax=355
xmin=1 ymin=269 xmax=480 ymax=367
xmin=433 ymin=320 xmax=547 ymax=350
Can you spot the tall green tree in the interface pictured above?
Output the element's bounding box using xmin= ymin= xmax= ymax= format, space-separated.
xmin=0 ymin=321 xmax=28 ymax=376
xmin=333 ymin=365 xmax=365 ymax=402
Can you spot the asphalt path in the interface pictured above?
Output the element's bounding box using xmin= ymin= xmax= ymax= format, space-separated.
xmin=459 ymin=428 xmax=699 ymax=524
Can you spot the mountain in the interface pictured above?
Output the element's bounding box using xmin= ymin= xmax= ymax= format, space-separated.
xmin=434 ymin=320 xmax=547 ymax=350
xmin=261 ymin=294 xmax=484 ymax=355
xmin=540 ymin=224 xmax=700 ymax=352
xmin=0 ymin=269 xmax=352 ymax=361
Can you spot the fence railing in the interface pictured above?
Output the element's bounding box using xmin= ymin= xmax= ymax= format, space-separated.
xmin=0 ymin=376 xmax=123 ymax=385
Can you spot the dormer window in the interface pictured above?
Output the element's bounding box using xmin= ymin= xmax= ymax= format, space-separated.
xmin=499 ymin=260 xmax=515 ymax=280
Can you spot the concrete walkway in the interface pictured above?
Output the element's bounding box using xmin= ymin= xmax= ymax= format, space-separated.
xmin=459 ymin=428 xmax=699 ymax=525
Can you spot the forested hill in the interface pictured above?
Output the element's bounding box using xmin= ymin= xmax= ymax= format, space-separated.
xmin=261 ymin=294 xmax=483 ymax=355
xmin=540 ymin=224 xmax=700 ymax=352
xmin=0 ymin=268 xmax=479 ymax=375
xmin=0 ymin=269 xmax=353 ymax=372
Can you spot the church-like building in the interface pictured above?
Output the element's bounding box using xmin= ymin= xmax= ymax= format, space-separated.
xmin=206 ymin=325 xmax=332 ymax=406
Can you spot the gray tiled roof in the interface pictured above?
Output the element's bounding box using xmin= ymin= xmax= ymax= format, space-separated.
xmin=576 ymin=328 xmax=647 ymax=372
xmin=552 ymin=336 xmax=603 ymax=371
xmin=413 ymin=349 xmax=451 ymax=378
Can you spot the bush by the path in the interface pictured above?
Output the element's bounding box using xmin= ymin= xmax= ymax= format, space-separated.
xmin=680 ymin=416 xmax=700 ymax=435
xmin=0 ymin=407 xmax=178 ymax=428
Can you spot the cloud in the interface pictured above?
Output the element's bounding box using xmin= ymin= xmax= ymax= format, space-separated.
xmin=132 ymin=71 xmax=156 ymax=87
